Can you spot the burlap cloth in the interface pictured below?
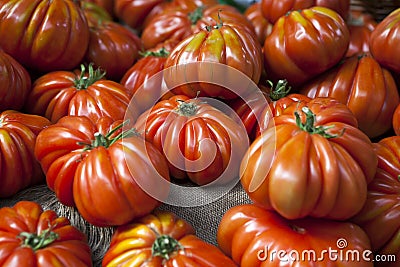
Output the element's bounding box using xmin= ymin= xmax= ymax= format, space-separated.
xmin=0 ymin=181 xmax=251 ymax=267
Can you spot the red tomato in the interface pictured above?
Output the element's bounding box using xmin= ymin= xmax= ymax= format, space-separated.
xmin=263 ymin=6 xmax=350 ymax=86
xmin=34 ymin=115 xmax=170 ymax=227
xmin=240 ymin=97 xmax=377 ymax=220
xmin=0 ymin=0 xmax=89 ymax=73
xmin=0 ymin=50 xmax=31 ymax=111
xmin=260 ymin=0 xmax=350 ymax=24
xmin=114 ymin=0 xmax=164 ymax=30
xmin=102 ymin=210 xmax=237 ymax=267
xmin=351 ymin=136 xmax=400 ymax=267
xmin=300 ymin=52 xmax=400 ymax=138
xmin=120 ymin=47 xmax=170 ymax=112
xmin=24 ymin=64 xmax=134 ymax=124
xmin=0 ymin=110 xmax=51 ymax=198
xmin=244 ymin=2 xmax=273 ymax=45
xmin=369 ymin=8 xmax=400 ymax=73
xmin=84 ymin=0 xmax=115 ymax=18
xmin=81 ymin=1 xmax=113 ymax=24
xmin=0 ymin=201 xmax=92 ymax=266
xmin=134 ymin=95 xmax=248 ymax=185
xmin=394 ymin=103 xmax=400 ymax=135
xmin=217 ymin=204 xmax=373 ymax=267
xmin=85 ymin=20 xmax=143 ymax=81
xmin=141 ymin=4 xmax=255 ymax=51
xmin=164 ymin=22 xmax=262 ymax=99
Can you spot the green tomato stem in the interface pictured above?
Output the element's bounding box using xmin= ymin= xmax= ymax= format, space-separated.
xmin=152 ymin=235 xmax=183 ymax=260
xmin=18 ymin=228 xmax=59 ymax=251
xmin=74 ymin=63 xmax=106 ymax=90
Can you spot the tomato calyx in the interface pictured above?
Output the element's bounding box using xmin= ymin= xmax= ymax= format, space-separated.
xmin=152 ymin=234 xmax=183 ymax=260
xmin=295 ymin=107 xmax=343 ymax=138
xmin=189 ymin=6 xmax=204 ymax=25
xmin=268 ymin=79 xmax=291 ymax=101
xmin=205 ymin=10 xmax=224 ymax=31
xmin=18 ymin=227 xmax=59 ymax=251
xmin=78 ymin=120 xmax=138 ymax=150
xmin=74 ymin=63 xmax=106 ymax=90
xmin=290 ymin=224 xmax=306 ymax=234
xmin=175 ymin=99 xmax=199 ymax=116
xmin=139 ymin=47 xmax=170 ymax=58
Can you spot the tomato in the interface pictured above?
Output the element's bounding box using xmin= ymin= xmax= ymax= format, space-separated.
xmin=171 ymin=0 xmax=218 ymax=11
xmin=85 ymin=20 xmax=143 ymax=81
xmin=134 ymin=94 xmax=248 ymax=185
xmin=81 ymin=1 xmax=113 ymax=23
xmin=120 ymin=47 xmax=171 ymax=112
xmin=164 ymin=21 xmax=262 ymax=99
xmin=34 ymin=115 xmax=170 ymax=226
xmin=0 ymin=50 xmax=31 ymax=111
xmin=114 ymin=0 xmax=164 ymax=30
xmin=260 ymin=0 xmax=350 ymax=24
xmin=0 ymin=0 xmax=89 ymax=73
xmin=24 ymin=64 xmax=134 ymax=124
xmin=240 ymin=97 xmax=377 ymax=220
xmin=217 ymin=204 xmax=373 ymax=267
xmin=102 ymin=209 xmax=237 ymax=267
xmin=244 ymin=2 xmax=273 ymax=45
xmin=369 ymin=8 xmax=400 ymax=73
xmin=0 ymin=110 xmax=51 ymax=198
xmin=141 ymin=4 xmax=255 ymax=51
xmin=394 ymin=103 xmax=400 ymax=135
xmin=0 ymin=201 xmax=92 ymax=266
xmin=345 ymin=10 xmax=377 ymax=57
xmin=263 ymin=6 xmax=350 ymax=86
xmin=300 ymin=53 xmax=400 ymax=138
xmin=351 ymin=136 xmax=400 ymax=267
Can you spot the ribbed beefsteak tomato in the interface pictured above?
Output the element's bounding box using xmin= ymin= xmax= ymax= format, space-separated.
xmin=351 ymin=136 xmax=400 ymax=266
xmin=24 ymin=64 xmax=134 ymax=124
xmin=164 ymin=20 xmax=262 ymax=99
xmin=102 ymin=210 xmax=237 ymax=267
xmin=0 ymin=110 xmax=51 ymax=198
xmin=263 ymin=6 xmax=350 ymax=86
xmin=0 ymin=201 xmax=92 ymax=266
xmin=0 ymin=0 xmax=89 ymax=73
xmin=217 ymin=204 xmax=373 ymax=267
xmin=0 ymin=50 xmax=31 ymax=111
xmin=84 ymin=19 xmax=143 ymax=81
xmin=240 ymin=97 xmax=378 ymax=220
xmin=134 ymin=94 xmax=248 ymax=185
xmin=300 ymin=53 xmax=400 ymax=138
xmin=369 ymin=8 xmax=400 ymax=73
xmin=34 ymin=115 xmax=170 ymax=227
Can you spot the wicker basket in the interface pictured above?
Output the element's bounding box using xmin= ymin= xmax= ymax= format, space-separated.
xmin=352 ymin=0 xmax=400 ymax=21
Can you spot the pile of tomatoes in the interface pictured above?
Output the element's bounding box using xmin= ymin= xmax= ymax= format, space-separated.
xmin=0 ymin=0 xmax=399 ymax=266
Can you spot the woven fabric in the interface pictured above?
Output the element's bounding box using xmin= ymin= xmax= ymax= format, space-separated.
xmin=0 ymin=182 xmax=251 ymax=267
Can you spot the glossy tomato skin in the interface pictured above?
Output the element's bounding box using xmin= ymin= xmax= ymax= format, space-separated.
xmin=0 ymin=0 xmax=89 ymax=73
xmin=244 ymin=2 xmax=273 ymax=45
xmin=369 ymin=8 xmax=400 ymax=73
xmin=240 ymin=97 xmax=377 ymax=220
xmin=351 ymin=136 xmax=400 ymax=266
xmin=24 ymin=66 xmax=133 ymax=124
xmin=0 ymin=50 xmax=31 ymax=111
xmin=114 ymin=0 xmax=164 ymax=30
xmin=34 ymin=116 xmax=170 ymax=227
xmin=164 ymin=23 xmax=263 ymax=99
xmin=394 ymin=103 xmax=400 ymax=135
xmin=120 ymin=47 xmax=170 ymax=112
xmin=260 ymin=0 xmax=350 ymax=24
xmin=263 ymin=6 xmax=350 ymax=87
xmin=0 ymin=110 xmax=51 ymax=198
xmin=300 ymin=53 xmax=400 ymax=138
xmin=84 ymin=0 xmax=115 ymax=18
xmin=102 ymin=210 xmax=237 ymax=267
xmin=85 ymin=20 xmax=143 ymax=81
xmin=0 ymin=201 xmax=92 ymax=266
xmin=134 ymin=95 xmax=248 ymax=185
xmin=217 ymin=204 xmax=373 ymax=267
